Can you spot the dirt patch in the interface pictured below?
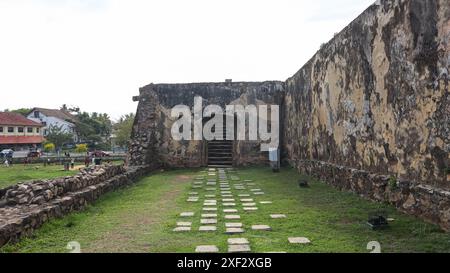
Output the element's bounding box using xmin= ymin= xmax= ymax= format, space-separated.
xmin=175 ymin=175 xmax=192 ymax=182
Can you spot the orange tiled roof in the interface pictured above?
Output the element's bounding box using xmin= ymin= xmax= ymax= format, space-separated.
xmin=0 ymin=112 xmax=43 ymax=127
xmin=0 ymin=136 xmax=44 ymax=144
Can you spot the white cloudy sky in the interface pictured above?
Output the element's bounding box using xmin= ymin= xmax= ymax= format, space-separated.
xmin=0 ymin=0 xmax=374 ymax=120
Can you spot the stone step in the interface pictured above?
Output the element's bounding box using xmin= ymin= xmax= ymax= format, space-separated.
xmin=208 ymin=156 xmax=232 ymax=159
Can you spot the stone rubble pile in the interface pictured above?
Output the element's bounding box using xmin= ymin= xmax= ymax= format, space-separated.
xmin=0 ymin=164 xmax=153 ymax=247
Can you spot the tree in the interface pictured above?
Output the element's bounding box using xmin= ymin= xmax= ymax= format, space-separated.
xmin=113 ymin=113 xmax=135 ymax=149
xmin=4 ymin=108 xmax=31 ymax=116
xmin=46 ymin=125 xmax=73 ymax=150
xmin=74 ymin=111 xmax=112 ymax=150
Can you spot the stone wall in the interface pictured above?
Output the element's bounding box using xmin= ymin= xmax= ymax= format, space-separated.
xmin=283 ymin=0 xmax=449 ymax=188
xmin=281 ymin=0 xmax=449 ymax=230
xmin=0 ymin=164 xmax=152 ymax=247
xmin=299 ymin=160 xmax=450 ymax=231
xmin=129 ymin=81 xmax=284 ymax=168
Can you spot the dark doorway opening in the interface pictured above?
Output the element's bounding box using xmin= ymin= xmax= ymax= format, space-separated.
xmin=204 ymin=114 xmax=233 ymax=167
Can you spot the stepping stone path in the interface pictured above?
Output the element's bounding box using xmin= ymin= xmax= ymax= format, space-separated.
xmin=177 ymin=167 xmax=297 ymax=253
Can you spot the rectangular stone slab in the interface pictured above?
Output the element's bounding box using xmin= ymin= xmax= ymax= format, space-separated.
xmin=270 ymin=214 xmax=287 ymax=219
xmin=228 ymin=238 xmax=249 ymax=245
xmin=225 ymin=215 xmax=241 ymax=220
xmin=201 ymin=219 xmax=218 ymax=224
xmin=202 ymin=214 xmax=217 ymax=218
xmin=177 ymin=222 xmax=192 ymax=227
xmin=228 ymin=245 xmax=251 ymax=253
xmin=199 ymin=226 xmax=217 ymax=232
xmin=225 ymin=223 xmax=243 ymax=228
xmin=251 ymin=225 xmax=271 ymax=231
xmin=288 ymin=237 xmax=311 ymax=244
xmin=195 ymin=245 xmax=219 ymax=253
xmin=180 ymin=212 xmax=195 ymax=217
xmin=173 ymin=227 xmax=191 ymax=232
xmin=225 ymin=228 xmax=245 ymax=234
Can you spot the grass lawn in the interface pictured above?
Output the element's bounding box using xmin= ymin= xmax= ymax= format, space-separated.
xmin=1 ymin=167 xmax=449 ymax=253
xmin=0 ymin=164 xmax=79 ymax=189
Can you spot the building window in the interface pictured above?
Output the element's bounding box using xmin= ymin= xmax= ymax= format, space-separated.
xmin=0 ymin=127 xmax=3 ymax=133
xmin=8 ymin=127 xmax=14 ymax=133
xmin=37 ymin=128 xmax=40 ymax=134
xmin=18 ymin=127 xmax=24 ymax=133
xmin=34 ymin=111 xmax=40 ymax=118
xmin=27 ymin=127 xmax=33 ymax=133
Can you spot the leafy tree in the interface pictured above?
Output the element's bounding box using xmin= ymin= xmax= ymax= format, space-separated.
xmin=113 ymin=113 xmax=135 ymax=148
xmin=46 ymin=125 xmax=73 ymax=150
xmin=3 ymin=108 xmax=31 ymax=116
xmin=74 ymin=111 xmax=112 ymax=150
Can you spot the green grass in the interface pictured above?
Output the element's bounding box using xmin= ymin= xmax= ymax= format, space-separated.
xmin=0 ymin=164 xmax=79 ymax=189
xmin=1 ymin=167 xmax=449 ymax=253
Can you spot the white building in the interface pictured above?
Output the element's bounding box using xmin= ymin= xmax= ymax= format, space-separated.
xmin=27 ymin=108 xmax=78 ymax=142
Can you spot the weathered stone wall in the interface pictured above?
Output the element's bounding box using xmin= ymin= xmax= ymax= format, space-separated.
xmin=283 ymin=0 xmax=449 ymax=188
xmin=129 ymin=81 xmax=284 ymax=168
xmin=299 ymin=160 xmax=450 ymax=231
xmin=0 ymin=164 xmax=152 ymax=247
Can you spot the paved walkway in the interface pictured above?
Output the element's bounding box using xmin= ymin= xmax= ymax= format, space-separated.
xmin=174 ymin=168 xmax=311 ymax=253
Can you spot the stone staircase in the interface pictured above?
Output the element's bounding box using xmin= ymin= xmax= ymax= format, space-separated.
xmin=208 ymin=125 xmax=233 ymax=167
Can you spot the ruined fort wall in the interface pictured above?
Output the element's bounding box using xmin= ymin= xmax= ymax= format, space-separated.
xmin=283 ymin=0 xmax=448 ymax=188
xmin=129 ymin=81 xmax=284 ymax=168
xmin=282 ymin=0 xmax=449 ymax=230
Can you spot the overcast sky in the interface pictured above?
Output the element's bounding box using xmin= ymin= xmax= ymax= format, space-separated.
xmin=0 ymin=0 xmax=374 ymax=120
